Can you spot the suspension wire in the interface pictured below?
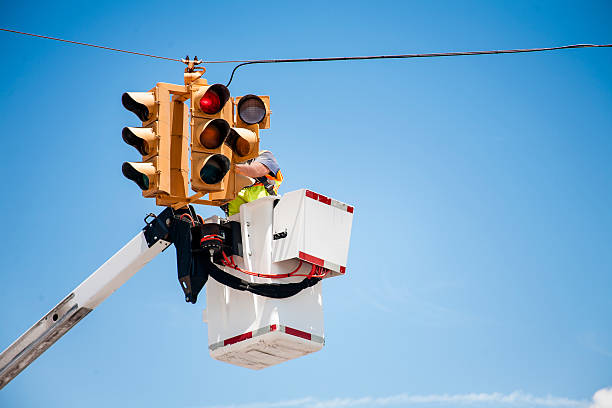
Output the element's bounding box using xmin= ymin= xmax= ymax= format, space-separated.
xmin=0 ymin=27 xmax=183 ymax=63
xmin=1 ymin=28 xmax=610 ymax=87
xmin=223 ymin=43 xmax=612 ymax=86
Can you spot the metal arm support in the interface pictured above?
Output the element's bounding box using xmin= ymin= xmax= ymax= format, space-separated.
xmin=0 ymin=208 xmax=181 ymax=390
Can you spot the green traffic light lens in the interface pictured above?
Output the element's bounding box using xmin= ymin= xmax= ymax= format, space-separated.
xmin=140 ymin=174 xmax=150 ymax=190
xmin=122 ymin=162 xmax=150 ymax=191
xmin=200 ymin=154 xmax=230 ymax=184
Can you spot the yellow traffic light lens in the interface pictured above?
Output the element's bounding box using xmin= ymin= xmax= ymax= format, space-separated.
xmin=199 ymin=119 xmax=230 ymax=149
xmin=235 ymin=137 xmax=251 ymax=157
xmin=237 ymin=95 xmax=266 ymax=125
xmin=122 ymin=162 xmax=150 ymax=190
xmin=226 ymin=128 xmax=257 ymax=159
xmin=200 ymin=126 xmax=222 ymax=149
xmin=200 ymin=154 xmax=230 ymax=184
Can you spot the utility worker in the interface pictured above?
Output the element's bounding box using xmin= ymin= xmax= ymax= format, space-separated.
xmin=221 ymin=150 xmax=283 ymax=216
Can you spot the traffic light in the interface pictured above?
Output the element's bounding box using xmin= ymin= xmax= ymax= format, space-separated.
xmin=190 ymin=84 xmax=234 ymax=194
xmin=121 ymin=89 xmax=171 ymax=197
xmin=233 ymin=94 xmax=270 ymax=160
xmin=208 ymin=94 xmax=271 ymax=202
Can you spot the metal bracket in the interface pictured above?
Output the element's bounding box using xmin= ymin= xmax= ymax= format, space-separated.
xmin=182 ymin=55 xmax=203 ymax=71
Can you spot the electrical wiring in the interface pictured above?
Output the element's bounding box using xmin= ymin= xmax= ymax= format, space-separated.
xmin=179 ymin=213 xmax=196 ymax=226
xmin=200 ymin=234 xmax=223 ymax=245
xmin=223 ymin=43 xmax=612 ymax=86
xmin=220 ymin=252 xmax=329 ymax=279
xmin=198 ymin=235 xmax=328 ymax=279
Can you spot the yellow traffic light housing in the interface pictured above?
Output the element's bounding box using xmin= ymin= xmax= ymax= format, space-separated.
xmin=122 ymin=83 xmax=190 ymax=206
xmin=207 ymin=94 xmax=270 ymax=202
xmin=190 ymin=83 xmax=234 ymax=194
xmin=231 ymin=94 xmax=270 ymax=162
xmin=119 ymin=68 xmax=273 ymax=209
xmin=191 ymin=120 xmax=233 ymax=192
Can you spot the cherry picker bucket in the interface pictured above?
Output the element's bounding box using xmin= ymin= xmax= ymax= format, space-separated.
xmin=202 ymin=189 xmax=354 ymax=369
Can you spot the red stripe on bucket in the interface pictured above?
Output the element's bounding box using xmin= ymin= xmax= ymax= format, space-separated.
xmin=284 ymin=326 xmax=312 ymax=341
xmin=224 ymin=331 xmax=252 ymax=346
xmin=299 ymin=251 xmax=324 ymax=267
xmin=305 ymin=190 xmax=317 ymax=200
xmin=318 ymin=195 xmax=331 ymax=205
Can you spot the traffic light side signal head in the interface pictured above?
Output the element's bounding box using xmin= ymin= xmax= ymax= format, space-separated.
xmin=121 ymin=87 xmax=171 ymax=197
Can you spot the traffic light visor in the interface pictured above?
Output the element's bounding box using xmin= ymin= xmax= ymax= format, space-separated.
xmin=199 ymin=154 xmax=230 ymax=184
xmin=122 ymin=92 xmax=155 ymax=122
xmin=237 ymin=95 xmax=266 ymax=125
xmin=122 ymin=162 xmax=155 ymax=190
xmin=199 ymin=84 xmax=230 ymax=115
xmin=200 ymin=119 xmax=230 ymax=149
xmin=122 ymin=127 xmax=156 ymax=156
xmin=227 ymin=128 xmax=258 ymax=160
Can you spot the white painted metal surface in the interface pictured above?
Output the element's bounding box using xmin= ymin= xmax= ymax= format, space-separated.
xmin=206 ymin=196 xmax=326 ymax=369
xmin=205 ymin=189 xmax=354 ymax=369
xmin=0 ymin=231 xmax=170 ymax=389
xmin=272 ymin=189 xmax=353 ymax=276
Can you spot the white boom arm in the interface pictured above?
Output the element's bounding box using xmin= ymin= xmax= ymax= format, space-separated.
xmin=0 ymin=230 xmax=171 ymax=389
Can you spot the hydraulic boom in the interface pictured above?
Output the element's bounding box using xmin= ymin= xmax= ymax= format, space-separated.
xmin=0 ymin=210 xmax=177 ymax=389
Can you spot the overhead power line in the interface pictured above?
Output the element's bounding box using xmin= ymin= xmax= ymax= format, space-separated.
xmin=1 ymin=27 xmax=610 ymax=86
xmin=0 ymin=27 xmax=183 ymax=63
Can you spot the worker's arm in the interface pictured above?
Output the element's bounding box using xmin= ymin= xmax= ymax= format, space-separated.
xmin=236 ymin=162 xmax=270 ymax=178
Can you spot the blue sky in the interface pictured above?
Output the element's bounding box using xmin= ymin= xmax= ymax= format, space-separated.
xmin=0 ymin=1 xmax=611 ymax=407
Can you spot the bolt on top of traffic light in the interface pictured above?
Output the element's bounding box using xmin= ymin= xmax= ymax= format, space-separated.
xmin=121 ymin=78 xmax=270 ymax=206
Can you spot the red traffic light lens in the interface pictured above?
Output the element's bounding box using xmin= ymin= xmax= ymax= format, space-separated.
xmin=199 ymin=90 xmax=221 ymax=114
xmin=198 ymin=84 xmax=230 ymax=115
